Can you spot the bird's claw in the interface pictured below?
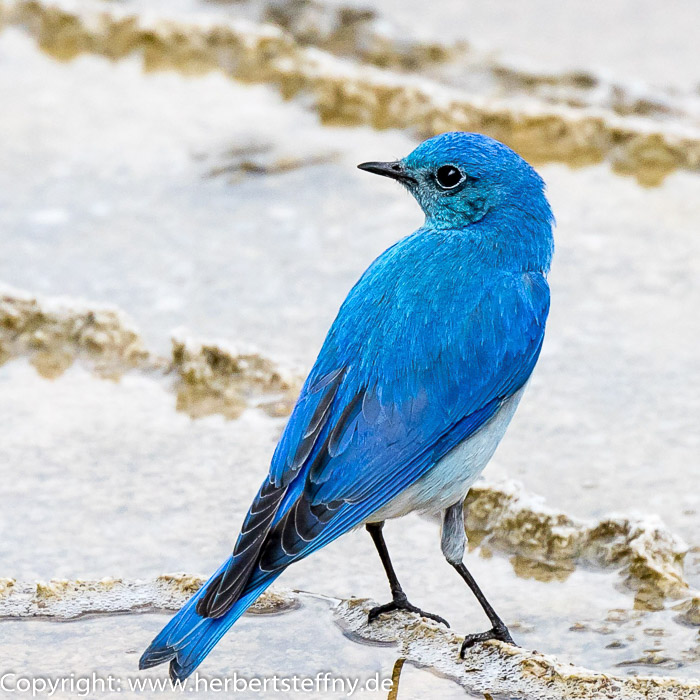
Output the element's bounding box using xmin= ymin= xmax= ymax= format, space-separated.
xmin=459 ymin=623 xmax=516 ymax=658
xmin=368 ymin=594 xmax=450 ymax=627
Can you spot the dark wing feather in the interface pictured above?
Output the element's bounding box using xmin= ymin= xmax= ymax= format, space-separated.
xmin=199 ymin=270 xmax=549 ymax=617
xmin=195 ymin=368 xmax=344 ymax=617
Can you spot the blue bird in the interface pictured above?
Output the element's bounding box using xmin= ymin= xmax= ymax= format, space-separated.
xmin=140 ymin=131 xmax=554 ymax=681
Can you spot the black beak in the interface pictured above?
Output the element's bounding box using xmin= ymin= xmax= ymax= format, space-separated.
xmin=357 ymin=161 xmax=416 ymax=185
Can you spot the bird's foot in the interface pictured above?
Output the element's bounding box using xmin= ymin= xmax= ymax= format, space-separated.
xmin=459 ymin=622 xmax=515 ymax=658
xmin=368 ymin=592 xmax=449 ymax=627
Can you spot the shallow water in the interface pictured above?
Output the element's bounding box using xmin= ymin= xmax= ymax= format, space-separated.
xmin=1 ymin=0 xmax=699 ymax=693
xmin=2 ymin=595 xmax=470 ymax=699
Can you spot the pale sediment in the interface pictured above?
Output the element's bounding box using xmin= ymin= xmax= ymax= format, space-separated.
xmin=262 ymin=0 xmax=700 ymax=128
xmin=260 ymin=0 xmax=463 ymax=70
xmin=488 ymin=62 xmax=700 ymax=123
xmin=0 ymin=574 xmax=298 ymax=619
xmin=2 ymin=576 xmax=697 ymax=697
xmin=2 ymin=0 xmax=699 ymax=184
xmin=171 ymin=334 xmax=301 ymax=419
xmin=203 ymin=140 xmax=339 ymax=180
xmin=260 ymin=0 xmax=700 ymax=125
xmin=675 ymin=596 xmax=700 ymax=627
xmin=335 ymin=598 xmax=700 ymax=699
xmin=465 ymin=481 xmax=694 ymax=610
xmin=0 ymin=286 xmax=302 ymax=417
xmin=0 ymin=284 xmax=155 ymax=379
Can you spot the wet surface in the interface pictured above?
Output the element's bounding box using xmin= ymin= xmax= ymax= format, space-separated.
xmin=2 ymin=595 xmax=468 ymax=698
xmin=0 ymin=0 xmax=699 ymax=694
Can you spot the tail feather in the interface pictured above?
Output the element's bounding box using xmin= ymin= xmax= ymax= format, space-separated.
xmin=139 ymin=558 xmax=278 ymax=681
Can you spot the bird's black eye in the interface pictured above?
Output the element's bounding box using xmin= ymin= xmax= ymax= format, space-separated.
xmin=435 ymin=165 xmax=465 ymax=189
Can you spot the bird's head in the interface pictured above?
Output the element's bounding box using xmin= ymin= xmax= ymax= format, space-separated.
xmin=358 ymin=132 xmax=553 ymax=233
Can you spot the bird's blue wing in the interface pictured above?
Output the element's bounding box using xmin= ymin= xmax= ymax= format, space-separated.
xmin=197 ymin=266 xmax=549 ymax=617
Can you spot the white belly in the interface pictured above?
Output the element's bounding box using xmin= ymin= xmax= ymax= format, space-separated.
xmin=366 ymin=385 xmax=525 ymax=522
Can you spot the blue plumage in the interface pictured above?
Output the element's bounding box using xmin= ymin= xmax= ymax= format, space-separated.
xmin=140 ymin=132 xmax=554 ymax=680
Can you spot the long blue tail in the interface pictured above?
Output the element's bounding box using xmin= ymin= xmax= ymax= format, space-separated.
xmin=139 ymin=559 xmax=279 ymax=681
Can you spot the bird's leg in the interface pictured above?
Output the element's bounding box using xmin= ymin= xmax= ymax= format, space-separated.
xmin=441 ymin=502 xmax=515 ymax=657
xmin=366 ymin=521 xmax=449 ymax=627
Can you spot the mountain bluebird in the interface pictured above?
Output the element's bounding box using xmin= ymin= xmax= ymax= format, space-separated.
xmin=140 ymin=131 xmax=554 ymax=681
